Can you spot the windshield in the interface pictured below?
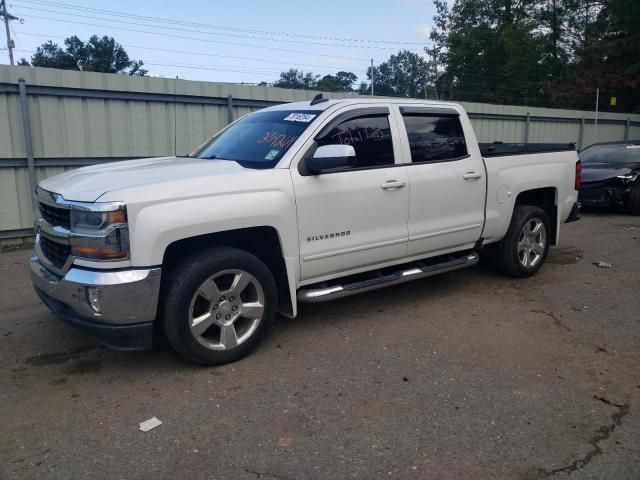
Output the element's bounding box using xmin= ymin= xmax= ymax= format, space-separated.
xmin=193 ymin=109 xmax=323 ymax=168
xmin=580 ymin=143 xmax=640 ymax=166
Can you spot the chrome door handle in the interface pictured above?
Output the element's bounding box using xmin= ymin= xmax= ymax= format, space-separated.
xmin=381 ymin=180 xmax=406 ymax=190
xmin=463 ymin=172 xmax=482 ymax=181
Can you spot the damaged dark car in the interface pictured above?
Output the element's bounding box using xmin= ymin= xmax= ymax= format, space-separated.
xmin=578 ymin=140 xmax=640 ymax=215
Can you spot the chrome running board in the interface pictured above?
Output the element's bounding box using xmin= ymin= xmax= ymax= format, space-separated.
xmin=297 ymin=252 xmax=479 ymax=303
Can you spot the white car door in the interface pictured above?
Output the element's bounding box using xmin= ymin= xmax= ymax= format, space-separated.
xmin=291 ymin=105 xmax=409 ymax=281
xmin=393 ymin=105 xmax=486 ymax=256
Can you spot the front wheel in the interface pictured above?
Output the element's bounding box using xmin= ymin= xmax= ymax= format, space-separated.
xmin=493 ymin=205 xmax=551 ymax=278
xmin=627 ymin=186 xmax=640 ymax=215
xmin=160 ymin=247 xmax=277 ymax=365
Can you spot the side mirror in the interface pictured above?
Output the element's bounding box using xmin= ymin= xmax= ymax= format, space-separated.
xmin=305 ymin=144 xmax=356 ymax=174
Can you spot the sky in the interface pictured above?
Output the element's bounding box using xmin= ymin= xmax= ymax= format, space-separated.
xmin=2 ymin=0 xmax=439 ymax=85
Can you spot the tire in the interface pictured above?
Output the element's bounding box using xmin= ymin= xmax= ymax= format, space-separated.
xmin=160 ymin=247 xmax=277 ymax=365
xmin=493 ymin=205 xmax=551 ymax=278
xmin=628 ymin=187 xmax=640 ymax=215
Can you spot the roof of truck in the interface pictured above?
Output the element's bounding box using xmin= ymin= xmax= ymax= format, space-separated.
xmin=264 ymin=97 xmax=462 ymax=112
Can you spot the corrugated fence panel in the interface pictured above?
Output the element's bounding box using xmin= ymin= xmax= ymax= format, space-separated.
xmin=1 ymin=65 xmax=640 ymax=239
xmin=470 ymin=117 xmax=526 ymax=143
xmin=0 ymin=167 xmax=25 ymax=230
xmin=581 ymin=122 xmax=626 ymax=146
xmin=1 ymin=166 xmax=76 ymax=233
xmin=528 ymin=121 xmax=581 ymax=144
xmin=0 ymin=93 xmax=25 ymax=158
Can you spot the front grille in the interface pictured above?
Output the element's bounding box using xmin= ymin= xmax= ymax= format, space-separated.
xmin=39 ymin=202 xmax=70 ymax=229
xmin=39 ymin=235 xmax=71 ymax=269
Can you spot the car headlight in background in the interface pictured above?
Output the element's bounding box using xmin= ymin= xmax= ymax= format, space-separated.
xmin=69 ymin=203 xmax=130 ymax=260
xmin=616 ymin=172 xmax=639 ymax=183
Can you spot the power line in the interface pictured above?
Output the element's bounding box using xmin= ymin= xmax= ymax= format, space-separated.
xmin=14 ymin=33 xmax=598 ymax=98
xmin=17 ymin=31 xmax=370 ymax=72
xmin=13 ymin=0 xmax=432 ymax=46
xmin=12 ymin=4 xmax=427 ymax=51
xmin=13 ymin=48 xmax=369 ymax=80
xmin=14 ymin=37 xmax=596 ymax=97
xmin=13 ymin=12 xmax=376 ymax=61
xmin=12 ymin=47 xmax=599 ymax=104
xmin=13 ymin=49 xmax=285 ymax=75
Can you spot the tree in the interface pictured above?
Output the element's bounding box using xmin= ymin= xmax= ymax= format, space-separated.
xmin=272 ymin=69 xmax=319 ymax=89
xmin=22 ymin=35 xmax=147 ymax=76
xmin=552 ymin=0 xmax=640 ymax=111
xmin=429 ymin=0 xmax=545 ymax=105
xmin=359 ymin=50 xmax=431 ymax=98
xmin=429 ymin=0 xmax=639 ymax=111
xmin=317 ymin=71 xmax=358 ymax=92
xmin=535 ymin=0 xmax=571 ymax=83
xmin=271 ymin=69 xmax=358 ymax=92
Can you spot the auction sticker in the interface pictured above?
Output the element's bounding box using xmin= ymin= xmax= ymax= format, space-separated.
xmin=284 ymin=113 xmax=316 ymax=123
xmin=265 ymin=149 xmax=280 ymax=160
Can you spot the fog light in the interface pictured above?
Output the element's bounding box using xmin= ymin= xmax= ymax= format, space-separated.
xmin=86 ymin=287 xmax=101 ymax=314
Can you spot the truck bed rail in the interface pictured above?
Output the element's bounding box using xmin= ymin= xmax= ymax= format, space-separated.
xmin=480 ymin=142 xmax=576 ymax=157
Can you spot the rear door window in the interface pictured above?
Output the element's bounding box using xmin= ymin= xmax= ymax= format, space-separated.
xmin=402 ymin=114 xmax=468 ymax=163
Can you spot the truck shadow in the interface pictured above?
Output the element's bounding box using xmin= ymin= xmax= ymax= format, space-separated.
xmin=274 ymin=263 xmax=502 ymax=335
xmin=17 ymin=253 xmax=572 ymax=373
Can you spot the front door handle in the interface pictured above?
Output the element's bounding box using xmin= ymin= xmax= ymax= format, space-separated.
xmin=381 ymin=180 xmax=406 ymax=190
xmin=463 ymin=172 xmax=482 ymax=181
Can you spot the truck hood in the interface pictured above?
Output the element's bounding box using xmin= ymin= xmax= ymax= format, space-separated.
xmin=581 ymin=163 xmax=635 ymax=183
xmin=39 ymin=157 xmax=247 ymax=202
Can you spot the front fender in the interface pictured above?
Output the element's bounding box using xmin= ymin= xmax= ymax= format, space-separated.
xmin=129 ymin=190 xmax=298 ymax=267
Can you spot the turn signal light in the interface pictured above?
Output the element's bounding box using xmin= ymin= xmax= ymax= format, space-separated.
xmin=71 ymin=245 xmax=127 ymax=260
xmin=105 ymin=210 xmax=126 ymax=224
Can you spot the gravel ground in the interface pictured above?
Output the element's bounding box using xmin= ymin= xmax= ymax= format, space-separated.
xmin=1 ymin=211 xmax=639 ymax=480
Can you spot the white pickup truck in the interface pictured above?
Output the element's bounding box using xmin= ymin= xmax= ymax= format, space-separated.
xmin=31 ymin=96 xmax=581 ymax=365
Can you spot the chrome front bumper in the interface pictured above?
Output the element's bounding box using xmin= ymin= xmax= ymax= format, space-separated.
xmin=30 ymin=253 xmax=161 ymax=326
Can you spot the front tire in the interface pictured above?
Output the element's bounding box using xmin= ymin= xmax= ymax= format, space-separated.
xmin=628 ymin=186 xmax=640 ymax=215
xmin=493 ymin=205 xmax=551 ymax=278
xmin=160 ymin=247 xmax=277 ymax=365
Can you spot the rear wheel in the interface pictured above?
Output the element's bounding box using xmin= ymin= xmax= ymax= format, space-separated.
xmin=161 ymin=247 xmax=277 ymax=365
xmin=493 ymin=205 xmax=550 ymax=278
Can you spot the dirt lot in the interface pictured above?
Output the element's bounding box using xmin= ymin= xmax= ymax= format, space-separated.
xmin=1 ymin=211 xmax=639 ymax=480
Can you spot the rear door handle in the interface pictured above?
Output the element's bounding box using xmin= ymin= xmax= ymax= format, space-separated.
xmin=463 ymin=172 xmax=482 ymax=181
xmin=381 ymin=180 xmax=406 ymax=190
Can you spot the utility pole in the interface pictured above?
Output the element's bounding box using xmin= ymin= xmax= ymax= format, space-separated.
xmin=1 ymin=0 xmax=18 ymax=65
xmin=430 ymin=47 xmax=439 ymax=100
xmin=370 ymin=58 xmax=374 ymax=96
xmin=594 ymin=87 xmax=600 ymax=144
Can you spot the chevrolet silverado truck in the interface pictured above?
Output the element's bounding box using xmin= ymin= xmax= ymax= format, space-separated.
xmin=30 ymin=96 xmax=581 ymax=365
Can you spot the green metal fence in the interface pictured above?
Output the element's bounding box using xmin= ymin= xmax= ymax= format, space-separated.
xmin=1 ymin=65 xmax=639 ymax=242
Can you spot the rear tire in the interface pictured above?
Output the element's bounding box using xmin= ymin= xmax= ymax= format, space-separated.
xmin=493 ymin=205 xmax=551 ymax=278
xmin=160 ymin=247 xmax=277 ymax=365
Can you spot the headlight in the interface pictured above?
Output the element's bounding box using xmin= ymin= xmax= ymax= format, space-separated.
xmin=69 ymin=203 xmax=130 ymax=260
xmin=616 ymin=173 xmax=638 ymax=183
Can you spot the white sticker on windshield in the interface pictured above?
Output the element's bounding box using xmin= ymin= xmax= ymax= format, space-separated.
xmin=265 ymin=149 xmax=280 ymax=160
xmin=284 ymin=113 xmax=316 ymax=123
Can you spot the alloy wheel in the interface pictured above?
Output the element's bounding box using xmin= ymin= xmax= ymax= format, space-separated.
xmin=517 ymin=218 xmax=546 ymax=268
xmin=188 ymin=269 xmax=265 ymax=351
